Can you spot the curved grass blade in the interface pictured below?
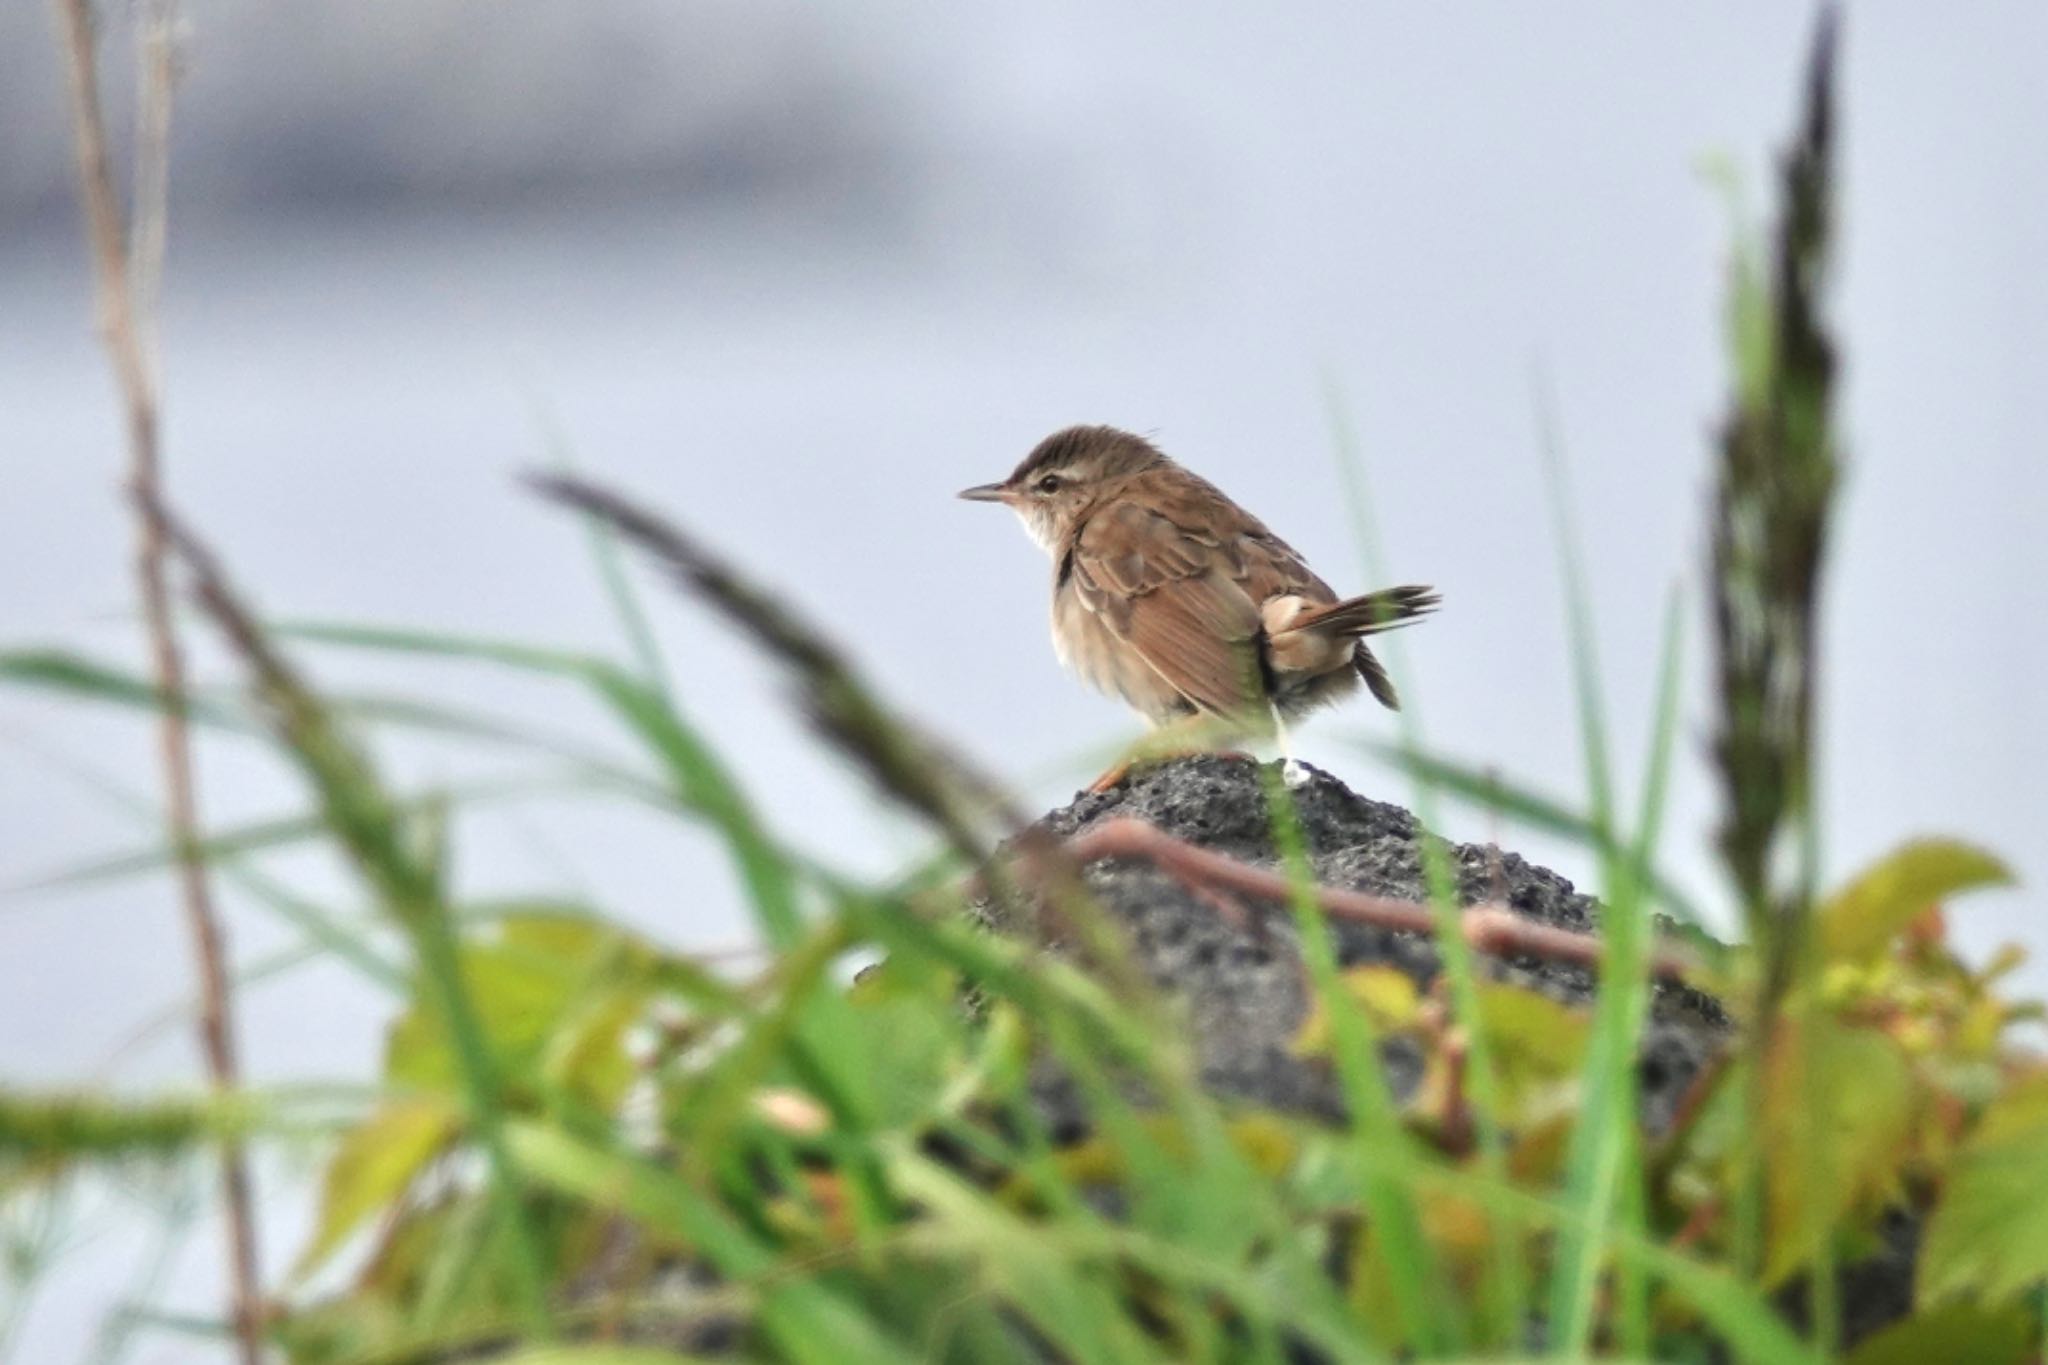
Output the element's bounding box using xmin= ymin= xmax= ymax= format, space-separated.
xmin=525 ymin=476 xmax=1024 ymax=863
xmin=276 ymin=621 xmax=801 ymax=946
xmin=534 ymin=417 xmax=677 ymax=708
xmin=1324 ymin=383 xmax=1524 ymax=1348
xmin=0 ymin=736 xmax=406 ymax=989
xmin=2 ymin=648 xmax=672 ymax=808
xmin=0 ymin=650 xmax=244 ymax=730
xmin=10 ymin=772 xmax=607 ymax=897
xmin=506 ymin=1123 xmax=915 ymax=1365
xmin=1549 ymin=586 xmax=1686 ymax=1352
xmin=891 ymin=1144 xmax=1389 ymax=1365
xmin=1350 ymin=738 xmax=1711 ymax=931
xmin=151 ymin=506 xmax=555 ymax=1335
xmin=1260 ymin=765 xmax=1458 ymax=1356
xmin=1532 ymin=368 xmax=1636 ymax=1351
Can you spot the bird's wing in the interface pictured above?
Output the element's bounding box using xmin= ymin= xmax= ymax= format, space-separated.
xmin=1067 ymin=499 xmax=1267 ymax=717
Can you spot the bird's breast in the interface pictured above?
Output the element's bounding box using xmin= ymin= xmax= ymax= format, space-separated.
xmin=1050 ymin=578 xmax=1187 ymax=724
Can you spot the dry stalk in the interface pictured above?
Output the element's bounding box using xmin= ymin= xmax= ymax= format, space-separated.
xmin=529 ymin=473 xmax=1028 ymax=858
xmin=47 ymin=0 xmax=264 ymax=1358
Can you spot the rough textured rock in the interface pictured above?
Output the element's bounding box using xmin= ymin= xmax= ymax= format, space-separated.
xmin=995 ymin=756 xmax=1929 ymax=1354
xmin=999 ymin=753 xmax=1731 ymax=1136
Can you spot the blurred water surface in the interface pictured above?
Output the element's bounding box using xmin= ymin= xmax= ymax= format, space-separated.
xmin=3 ymin=4 xmax=2045 ymax=1356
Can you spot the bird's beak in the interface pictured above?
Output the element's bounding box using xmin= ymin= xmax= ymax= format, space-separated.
xmin=957 ymin=482 xmax=1010 ymax=504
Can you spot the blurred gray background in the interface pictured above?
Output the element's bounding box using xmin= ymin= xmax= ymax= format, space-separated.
xmin=3 ymin=3 xmax=2043 ymax=1358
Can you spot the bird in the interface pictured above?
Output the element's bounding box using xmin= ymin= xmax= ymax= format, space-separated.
xmin=959 ymin=424 xmax=1438 ymax=785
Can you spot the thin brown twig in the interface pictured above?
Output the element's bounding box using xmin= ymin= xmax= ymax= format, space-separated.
xmin=1065 ymin=817 xmax=1701 ymax=985
xmin=130 ymin=0 xmax=177 ymax=370
xmin=1669 ymin=1197 xmax=1723 ymax=1253
xmin=1436 ymin=1025 xmax=1474 ymax=1155
xmin=48 ymin=1 xmax=264 ymax=1359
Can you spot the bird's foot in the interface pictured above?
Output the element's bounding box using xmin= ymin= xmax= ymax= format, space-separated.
xmin=1086 ymin=760 xmax=1132 ymax=794
xmin=1085 ymin=748 xmax=1256 ymax=794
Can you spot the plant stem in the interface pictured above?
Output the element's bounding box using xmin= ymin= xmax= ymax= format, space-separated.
xmin=1065 ymin=815 xmax=1700 ymax=985
xmin=47 ymin=1 xmax=264 ymax=1359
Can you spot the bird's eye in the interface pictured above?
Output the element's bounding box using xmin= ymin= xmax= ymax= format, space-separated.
xmin=1036 ymin=474 xmax=1062 ymax=494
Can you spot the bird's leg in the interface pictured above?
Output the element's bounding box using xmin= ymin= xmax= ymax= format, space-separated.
xmin=1086 ymin=760 xmax=1133 ymax=794
xmin=1086 ymin=714 xmax=1248 ymax=793
xmin=1272 ymin=703 xmax=1310 ymax=789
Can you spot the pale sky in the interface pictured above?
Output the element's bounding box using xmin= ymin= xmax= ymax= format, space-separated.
xmin=3 ymin=5 xmax=2043 ymax=1356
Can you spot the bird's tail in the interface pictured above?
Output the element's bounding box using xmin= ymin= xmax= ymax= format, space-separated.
xmin=1289 ymin=585 xmax=1440 ymax=638
xmin=1278 ymin=585 xmax=1439 ymax=712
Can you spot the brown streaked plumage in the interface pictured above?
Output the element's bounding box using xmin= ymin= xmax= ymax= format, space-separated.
xmin=959 ymin=425 xmax=1438 ymax=734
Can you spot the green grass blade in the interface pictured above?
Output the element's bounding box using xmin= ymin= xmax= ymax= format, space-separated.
xmin=1 ymin=737 xmax=409 ymax=990
xmin=2 ymin=647 xmax=665 ymax=802
xmin=581 ymin=671 xmax=802 ymax=946
xmin=10 ymin=773 xmax=599 ymax=897
xmin=1548 ymin=588 xmax=1685 ymax=1351
xmin=534 ymin=426 xmax=676 ymax=707
xmin=890 ymin=1150 xmax=1160 ymax=1365
xmin=1260 ymin=765 xmax=1456 ymax=1357
xmin=507 ymin=1123 xmax=915 ymax=1365
xmin=157 ymin=538 xmax=557 ymax=1334
xmin=894 ymin=1142 xmax=1390 ymax=1365
xmin=1532 ymin=370 xmax=1635 ymax=1350
xmin=1618 ymin=585 xmax=1688 ymax=1356
xmin=0 ymin=650 xmax=244 ymax=730
xmin=1323 ymin=382 xmax=1525 ymax=1350
xmin=1529 ymin=364 xmax=1619 ymax=834
xmin=275 ymin=621 xmax=607 ymax=678
xmin=1348 ymin=739 xmax=1711 ymax=929
xmin=279 ymin=621 xmax=803 ymax=945
xmin=1348 ymin=1148 xmax=1826 ymax=1365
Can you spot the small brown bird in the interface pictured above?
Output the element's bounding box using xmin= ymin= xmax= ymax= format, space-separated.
xmin=960 ymin=425 xmax=1438 ymax=774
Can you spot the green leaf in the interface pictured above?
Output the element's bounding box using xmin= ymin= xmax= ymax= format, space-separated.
xmin=1475 ymin=981 xmax=1592 ymax=1102
xmin=1820 ymin=839 xmax=2015 ymax=963
xmin=1843 ymin=1301 xmax=2034 ymax=1365
xmin=539 ymin=989 xmax=644 ymax=1111
xmin=1919 ymin=1073 xmax=2048 ymax=1305
xmin=296 ymin=1097 xmax=458 ymax=1279
xmin=835 ymin=963 xmax=961 ymax=1128
xmin=1290 ymin=965 xmax=1421 ymax=1055
xmin=386 ymin=914 xmax=658 ymax=1102
xmin=1763 ymin=1016 xmax=1914 ymax=1285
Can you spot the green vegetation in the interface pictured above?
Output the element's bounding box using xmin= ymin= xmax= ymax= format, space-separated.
xmin=5 ymin=12 xmax=2042 ymax=1364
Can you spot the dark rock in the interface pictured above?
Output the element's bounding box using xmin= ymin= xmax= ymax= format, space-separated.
xmin=1007 ymin=753 xmax=1730 ymax=1134
xmin=1005 ymin=755 xmax=1920 ymax=1353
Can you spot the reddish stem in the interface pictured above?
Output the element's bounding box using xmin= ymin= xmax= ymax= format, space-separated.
xmin=1064 ymin=817 xmax=1700 ymax=985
